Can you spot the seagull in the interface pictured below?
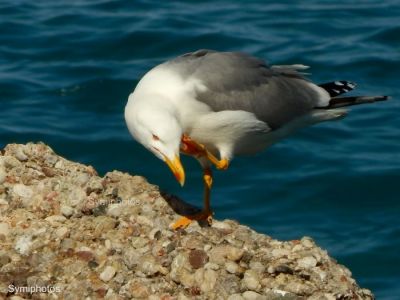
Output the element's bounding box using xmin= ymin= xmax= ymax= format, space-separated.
xmin=124 ymin=49 xmax=388 ymax=229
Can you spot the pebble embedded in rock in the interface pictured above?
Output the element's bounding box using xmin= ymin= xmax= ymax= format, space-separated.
xmin=13 ymin=184 xmax=33 ymax=198
xmin=123 ymin=247 xmax=141 ymax=269
xmin=189 ymin=249 xmax=209 ymax=269
xmin=243 ymin=269 xmax=261 ymax=291
xmin=138 ymin=254 xmax=160 ymax=276
xmin=131 ymin=236 xmax=148 ymax=249
xmin=136 ymin=215 xmax=154 ymax=227
xmin=195 ymin=268 xmax=217 ymax=293
xmin=15 ymin=235 xmax=32 ymax=255
xmin=15 ymin=148 xmax=28 ymax=161
xmin=76 ymin=250 xmax=94 ymax=262
xmin=170 ymin=252 xmax=191 ymax=283
xmin=204 ymin=262 xmax=220 ymax=271
xmin=61 ymin=205 xmax=74 ymax=218
xmin=301 ymin=237 xmax=315 ymax=248
xmin=55 ymin=227 xmax=69 ymax=239
xmin=272 ymin=248 xmax=291 ymax=258
xmin=249 ymin=261 xmax=265 ymax=274
xmin=297 ymin=256 xmax=317 ymax=269
xmin=45 ymin=215 xmax=67 ymax=224
xmin=225 ymin=261 xmax=244 ymax=275
xmin=94 ymin=216 xmax=116 ymax=236
xmin=213 ymin=220 xmax=233 ymax=231
xmin=100 ymin=266 xmax=116 ymax=282
xmin=242 ymin=290 xmax=265 ymax=300
xmin=42 ymin=166 xmax=56 ymax=177
xmin=226 ymin=246 xmax=245 ymax=261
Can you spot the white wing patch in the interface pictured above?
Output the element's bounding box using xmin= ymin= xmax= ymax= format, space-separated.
xmin=305 ymin=82 xmax=331 ymax=107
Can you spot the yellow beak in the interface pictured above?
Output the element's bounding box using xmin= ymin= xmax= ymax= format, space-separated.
xmin=164 ymin=155 xmax=185 ymax=186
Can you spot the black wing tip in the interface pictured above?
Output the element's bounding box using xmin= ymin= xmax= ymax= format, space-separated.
xmin=339 ymin=80 xmax=357 ymax=89
xmin=319 ymin=80 xmax=358 ymax=97
xmin=371 ymin=95 xmax=390 ymax=102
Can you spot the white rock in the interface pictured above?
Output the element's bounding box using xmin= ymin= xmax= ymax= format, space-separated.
xmin=100 ymin=266 xmax=116 ymax=282
xmin=60 ymin=205 xmax=74 ymax=218
xmin=228 ymin=294 xmax=245 ymax=300
xmin=0 ymin=222 xmax=10 ymax=236
xmin=107 ymin=203 xmax=124 ymax=217
xmin=68 ymin=188 xmax=86 ymax=207
xmin=13 ymin=184 xmax=33 ymax=198
xmin=271 ymin=248 xmax=290 ymax=258
xmin=15 ymin=235 xmax=32 ymax=255
xmin=301 ymin=237 xmax=314 ymax=248
xmin=33 ymin=227 xmax=46 ymax=236
xmin=204 ymin=244 xmax=212 ymax=251
xmin=226 ymin=246 xmax=244 ymax=261
xmin=179 ymin=270 xmax=195 ymax=288
xmin=273 ymin=289 xmax=288 ymax=296
xmin=297 ymin=256 xmax=317 ymax=269
xmin=131 ymin=236 xmax=148 ymax=249
xmin=54 ymin=160 xmax=64 ymax=169
xmin=136 ymin=215 xmax=154 ymax=227
xmin=3 ymin=156 xmax=21 ymax=168
xmin=170 ymin=253 xmax=189 ymax=282
xmin=315 ymin=267 xmax=328 ymax=281
xmin=194 ymin=268 xmax=217 ymax=293
xmin=204 ymin=262 xmax=220 ymax=270
xmin=75 ymin=172 xmax=90 ymax=185
xmin=15 ymin=148 xmax=28 ymax=161
xmin=78 ymin=246 xmax=92 ymax=252
xmin=249 ymin=261 xmax=265 ymax=274
xmin=292 ymin=244 xmax=304 ymax=252
xmin=213 ymin=221 xmax=232 ymax=231
xmin=55 ymin=227 xmax=69 ymax=239
xmin=45 ymin=215 xmax=67 ymax=224
xmin=138 ymin=255 xmax=159 ymax=276
xmin=242 ymin=291 xmax=265 ymax=300
xmin=225 ymin=261 xmax=241 ymax=274
xmin=243 ymin=270 xmax=261 ymax=291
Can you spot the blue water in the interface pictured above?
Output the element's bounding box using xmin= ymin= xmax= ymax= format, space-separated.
xmin=1 ymin=1 xmax=399 ymax=298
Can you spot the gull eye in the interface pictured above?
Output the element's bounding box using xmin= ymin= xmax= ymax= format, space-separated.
xmin=152 ymin=134 xmax=160 ymax=141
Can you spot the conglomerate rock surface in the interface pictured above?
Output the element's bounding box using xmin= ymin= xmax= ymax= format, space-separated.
xmin=0 ymin=143 xmax=373 ymax=299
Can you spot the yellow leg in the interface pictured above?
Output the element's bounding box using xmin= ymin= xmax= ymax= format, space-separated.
xmin=171 ymin=168 xmax=214 ymax=230
xmin=181 ymin=134 xmax=230 ymax=170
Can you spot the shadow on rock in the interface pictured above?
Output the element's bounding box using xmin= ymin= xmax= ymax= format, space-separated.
xmin=160 ymin=191 xmax=211 ymax=227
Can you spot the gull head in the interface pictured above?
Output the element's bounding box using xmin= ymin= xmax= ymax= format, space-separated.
xmin=125 ymin=97 xmax=185 ymax=186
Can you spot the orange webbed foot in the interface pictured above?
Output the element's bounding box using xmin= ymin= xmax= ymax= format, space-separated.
xmin=170 ymin=211 xmax=213 ymax=230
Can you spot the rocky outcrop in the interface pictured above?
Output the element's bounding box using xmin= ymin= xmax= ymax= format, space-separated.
xmin=0 ymin=143 xmax=373 ymax=299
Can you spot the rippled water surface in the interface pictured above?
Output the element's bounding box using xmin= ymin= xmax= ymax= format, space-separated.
xmin=1 ymin=1 xmax=399 ymax=298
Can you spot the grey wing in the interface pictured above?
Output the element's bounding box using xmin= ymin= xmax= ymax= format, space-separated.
xmin=170 ymin=50 xmax=326 ymax=129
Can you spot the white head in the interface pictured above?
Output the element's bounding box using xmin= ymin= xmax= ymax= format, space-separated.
xmin=125 ymin=95 xmax=185 ymax=186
